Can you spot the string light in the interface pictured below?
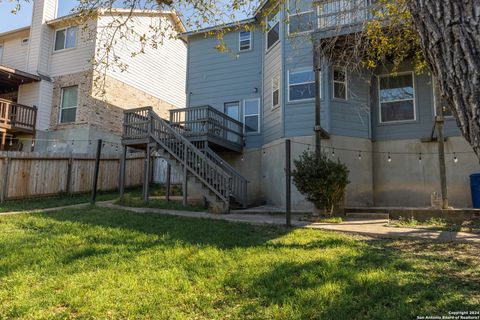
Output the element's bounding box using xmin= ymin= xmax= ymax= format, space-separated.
xmin=387 ymin=153 xmax=392 ymax=163
xmin=358 ymin=151 xmax=362 ymax=160
xmin=454 ymin=153 xmax=458 ymax=163
xmin=418 ymin=153 xmax=422 ymax=163
xmin=331 ymin=148 xmax=335 ymax=157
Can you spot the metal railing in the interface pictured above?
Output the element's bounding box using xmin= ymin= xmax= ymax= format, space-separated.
xmin=317 ymin=0 xmax=379 ymax=30
xmin=0 ymin=99 xmax=37 ymax=133
xmin=169 ymin=105 xmax=244 ymax=149
xmin=124 ymin=107 xmax=233 ymax=207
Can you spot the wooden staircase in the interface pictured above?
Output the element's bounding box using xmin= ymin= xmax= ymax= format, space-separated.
xmin=123 ymin=107 xmax=248 ymax=213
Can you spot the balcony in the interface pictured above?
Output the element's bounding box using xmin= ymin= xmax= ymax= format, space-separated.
xmin=0 ymin=99 xmax=37 ymax=134
xmin=169 ymin=106 xmax=244 ymax=153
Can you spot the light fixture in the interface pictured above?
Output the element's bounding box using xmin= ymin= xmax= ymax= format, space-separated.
xmin=331 ymin=148 xmax=335 ymax=157
xmin=454 ymin=153 xmax=458 ymax=163
xmin=358 ymin=151 xmax=362 ymax=160
xmin=387 ymin=153 xmax=392 ymax=162
xmin=418 ymin=153 xmax=422 ymax=162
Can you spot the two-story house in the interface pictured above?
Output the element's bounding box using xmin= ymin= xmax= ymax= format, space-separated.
xmin=174 ymin=0 xmax=479 ymax=209
xmin=0 ymin=0 xmax=186 ymax=153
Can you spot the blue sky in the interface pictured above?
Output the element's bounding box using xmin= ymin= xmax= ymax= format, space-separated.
xmin=0 ymin=0 xmax=78 ymax=32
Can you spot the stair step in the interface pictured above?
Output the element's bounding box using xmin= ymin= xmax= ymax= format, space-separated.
xmin=345 ymin=212 xmax=390 ymax=219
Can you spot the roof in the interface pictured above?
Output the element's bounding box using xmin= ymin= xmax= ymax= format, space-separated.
xmin=46 ymin=9 xmax=186 ymax=33
xmin=181 ymin=18 xmax=257 ymax=37
xmin=0 ymin=65 xmax=40 ymax=94
xmin=0 ymin=26 xmax=31 ymax=39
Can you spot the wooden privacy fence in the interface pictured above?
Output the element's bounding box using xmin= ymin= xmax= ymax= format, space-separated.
xmin=0 ymin=151 xmax=145 ymax=201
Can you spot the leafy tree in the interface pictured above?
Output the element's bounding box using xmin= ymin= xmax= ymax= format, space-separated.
xmin=292 ymin=152 xmax=350 ymax=216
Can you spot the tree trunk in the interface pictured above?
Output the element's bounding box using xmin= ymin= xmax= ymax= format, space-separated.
xmin=407 ymin=0 xmax=480 ymax=158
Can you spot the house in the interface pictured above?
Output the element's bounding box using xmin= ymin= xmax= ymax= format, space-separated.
xmin=162 ymin=0 xmax=478 ymax=210
xmin=0 ymin=0 xmax=186 ymax=153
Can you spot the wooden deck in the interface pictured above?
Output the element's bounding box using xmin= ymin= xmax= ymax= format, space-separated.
xmin=0 ymin=99 xmax=37 ymax=150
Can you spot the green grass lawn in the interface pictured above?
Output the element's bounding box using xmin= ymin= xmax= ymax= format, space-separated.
xmin=0 ymin=207 xmax=479 ymax=319
xmin=0 ymin=184 xmax=182 ymax=213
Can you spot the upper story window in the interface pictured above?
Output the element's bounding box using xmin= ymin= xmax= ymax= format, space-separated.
xmin=21 ymin=38 xmax=29 ymax=46
xmin=333 ymin=66 xmax=347 ymax=100
xmin=318 ymin=0 xmax=371 ymax=29
xmin=266 ymin=5 xmax=280 ymax=51
xmin=59 ymin=85 xmax=78 ymax=123
xmin=378 ymin=72 xmax=416 ymax=123
xmin=239 ymin=31 xmax=252 ymax=51
xmin=288 ymin=68 xmax=318 ymax=102
xmin=244 ymin=98 xmax=260 ymax=133
xmin=288 ymin=0 xmax=316 ymax=35
xmin=272 ymin=74 xmax=280 ymax=109
xmin=54 ymin=26 xmax=77 ymax=51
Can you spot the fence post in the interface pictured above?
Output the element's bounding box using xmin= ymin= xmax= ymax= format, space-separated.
xmin=91 ymin=139 xmax=102 ymax=205
xmin=119 ymin=145 xmax=127 ymax=199
xmin=66 ymin=154 xmax=73 ymax=195
xmin=166 ymin=163 xmax=171 ymax=202
xmin=285 ymin=139 xmax=292 ymax=227
xmin=1 ymin=154 xmax=10 ymax=202
xmin=143 ymin=145 xmax=151 ymax=203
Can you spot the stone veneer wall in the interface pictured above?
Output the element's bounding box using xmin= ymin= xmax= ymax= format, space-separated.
xmin=50 ymin=71 xmax=177 ymax=135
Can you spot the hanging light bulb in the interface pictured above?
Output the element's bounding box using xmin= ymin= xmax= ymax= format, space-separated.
xmin=241 ymin=156 xmax=244 ymax=161
xmin=453 ymin=153 xmax=458 ymax=163
xmin=387 ymin=153 xmax=392 ymax=163
xmin=418 ymin=153 xmax=422 ymax=163
xmin=331 ymin=148 xmax=335 ymax=157
xmin=9 ymin=137 xmax=13 ymax=146
xmin=358 ymin=151 xmax=362 ymax=160
xmin=263 ymin=149 xmax=266 ymax=156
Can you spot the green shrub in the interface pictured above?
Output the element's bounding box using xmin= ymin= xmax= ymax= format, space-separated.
xmin=292 ymin=151 xmax=350 ymax=216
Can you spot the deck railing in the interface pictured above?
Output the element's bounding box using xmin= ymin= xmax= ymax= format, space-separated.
xmin=0 ymin=99 xmax=37 ymax=133
xmin=317 ymin=0 xmax=379 ymax=30
xmin=169 ymin=106 xmax=244 ymax=149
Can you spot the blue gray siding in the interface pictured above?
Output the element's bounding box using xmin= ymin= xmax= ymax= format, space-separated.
xmin=187 ymin=28 xmax=263 ymax=148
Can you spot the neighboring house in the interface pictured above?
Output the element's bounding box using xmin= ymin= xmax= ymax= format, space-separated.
xmin=0 ymin=0 xmax=186 ymax=153
xmin=177 ymin=0 xmax=480 ymax=209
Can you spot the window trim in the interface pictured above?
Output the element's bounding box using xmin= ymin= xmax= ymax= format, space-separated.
xmin=332 ymin=66 xmax=348 ymax=101
xmin=239 ymin=30 xmax=252 ymax=52
xmin=265 ymin=5 xmax=280 ymax=52
xmin=432 ymin=79 xmax=454 ymax=120
xmin=287 ymin=8 xmax=316 ymax=36
xmin=54 ymin=26 xmax=77 ymax=52
xmin=272 ymin=74 xmax=280 ymax=109
xmin=59 ymin=85 xmax=78 ymax=124
xmin=243 ymin=98 xmax=261 ymax=134
xmin=287 ymin=67 xmax=319 ymax=103
xmin=377 ymin=71 xmax=417 ymax=124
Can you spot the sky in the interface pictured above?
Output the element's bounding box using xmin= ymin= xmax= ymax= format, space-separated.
xmin=0 ymin=0 xmax=78 ymax=33
xmin=0 ymin=0 xmax=254 ymax=34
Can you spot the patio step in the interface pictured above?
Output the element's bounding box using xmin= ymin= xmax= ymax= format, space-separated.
xmin=345 ymin=212 xmax=390 ymax=220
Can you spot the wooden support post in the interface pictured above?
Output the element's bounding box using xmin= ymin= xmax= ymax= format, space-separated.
xmin=143 ymin=145 xmax=151 ymax=203
xmin=1 ymin=154 xmax=10 ymax=202
xmin=166 ymin=163 xmax=171 ymax=202
xmin=119 ymin=145 xmax=127 ymax=200
xmin=91 ymin=139 xmax=102 ymax=205
xmin=285 ymin=139 xmax=292 ymax=227
xmin=0 ymin=132 xmax=6 ymax=151
xmin=66 ymin=155 xmax=73 ymax=195
xmin=313 ymin=39 xmax=322 ymax=155
xmin=182 ymin=144 xmax=188 ymax=207
xmin=436 ymin=115 xmax=449 ymax=209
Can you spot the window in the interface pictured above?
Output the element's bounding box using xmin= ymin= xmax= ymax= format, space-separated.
xmin=378 ymin=72 xmax=416 ymax=123
xmin=21 ymin=38 xmax=29 ymax=46
xmin=272 ymin=74 xmax=280 ymax=109
xmin=54 ymin=26 xmax=77 ymax=51
xmin=239 ymin=31 xmax=252 ymax=51
xmin=59 ymin=86 xmax=78 ymax=123
xmin=433 ymin=82 xmax=453 ymax=118
xmin=266 ymin=5 xmax=280 ymax=50
xmin=288 ymin=68 xmax=317 ymax=102
xmin=333 ymin=66 xmax=347 ymax=100
xmin=318 ymin=0 xmax=370 ymax=29
xmin=244 ymin=99 xmax=260 ymax=133
xmin=288 ymin=0 xmax=315 ymax=34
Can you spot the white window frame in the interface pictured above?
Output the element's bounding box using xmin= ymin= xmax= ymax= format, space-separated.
xmin=272 ymin=74 xmax=280 ymax=109
xmin=288 ymin=8 xmax=316 ymax=35
xmin=54 ymin=26 xmax=77 ymax=52
xmin=432 ymin=79 xmax=454 ymax=119
xmin=239 ymin=30 xmax=252 ymax=52
xmin=243 ymin=98 xmax=261 ymax=134
xmin=266 ymin=5 xmax=280 ymax=52
xmin=59 ymin=85 xmax=78 ymax=124
xmin=287 ymin=67 xmax=319 ymax=102
xmin=332 ymin=66 xmax=348 ymax=100
xmin=377 ymin=71 xmax=417 ymax=124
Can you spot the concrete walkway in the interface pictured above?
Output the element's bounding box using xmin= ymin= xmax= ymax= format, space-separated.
xmin=96 ymin=202 xmax=480 ymax=244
